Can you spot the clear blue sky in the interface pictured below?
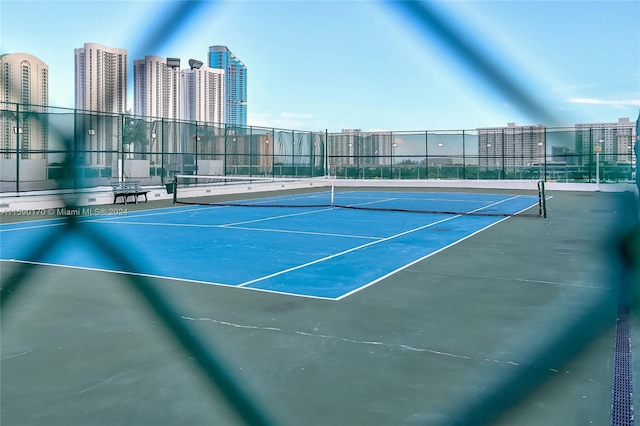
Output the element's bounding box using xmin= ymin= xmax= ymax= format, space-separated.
xmin=1 ymin=0 xmax=639 ymax=132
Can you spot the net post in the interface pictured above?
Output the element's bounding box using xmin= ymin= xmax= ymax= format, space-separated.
xmin=172 ymin=175 xmax=178 ymax=205
xmin=330 ymin=179 xmax=335 ymax=206
xmin=538 ymin=180 xmax=547 ymax=218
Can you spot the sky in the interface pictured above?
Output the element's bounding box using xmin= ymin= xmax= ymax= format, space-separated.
xmin=1 ymin=0 xmax=639 ymax=132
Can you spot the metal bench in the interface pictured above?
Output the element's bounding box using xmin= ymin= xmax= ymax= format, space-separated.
xmin=111 ymin=181 xmax=149 ymax=204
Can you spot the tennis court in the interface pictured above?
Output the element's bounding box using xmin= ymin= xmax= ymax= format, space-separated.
xmin=1 ymin=187 xmax=544 ymax=300
xmin=1 ymin=184 xmax=638 ymax=425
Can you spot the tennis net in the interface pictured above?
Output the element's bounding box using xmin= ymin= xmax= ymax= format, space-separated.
xmin=171 ymin=175 xmax=548 ymax=218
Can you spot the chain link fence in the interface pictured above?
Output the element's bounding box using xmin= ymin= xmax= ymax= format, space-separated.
xmin=2 ymin=101 xmax=636 ymax=193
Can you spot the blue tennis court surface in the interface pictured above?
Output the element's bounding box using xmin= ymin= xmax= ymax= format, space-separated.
xmin=0 ymin=190 xmax=541 ymax=299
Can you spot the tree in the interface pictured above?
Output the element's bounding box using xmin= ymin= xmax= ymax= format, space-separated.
xmin=121 ymin=110 xmax=148 ymax=159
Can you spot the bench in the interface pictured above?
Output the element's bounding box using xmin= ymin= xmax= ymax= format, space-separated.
xmin=111 ymin=181 xmax=149 ymax=204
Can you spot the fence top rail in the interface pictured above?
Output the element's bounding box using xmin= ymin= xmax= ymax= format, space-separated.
xmin=2 ymin=102 xmax=628 ymax=136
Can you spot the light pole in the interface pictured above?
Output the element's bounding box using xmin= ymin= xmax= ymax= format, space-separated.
xmin=537 ymin=141 xmax=545 ymax=181
xmin=436 ymin=142 xmax=444 ymax=179
xmin=150 ymin=132 xmax=157 ymax=179
xmin=486 ymin=143 xmax=494 ymax=178
xmin=14 ymin=125 xmax=23 ymax=192
xmin=391 ymin=142 xmax=397 ymax=179
xmin=291 ymin=131 xmax=296 ymax=177
xmin=596 ymin=138 xmax=603 ymax=190
xmin=87 ymin=128 xmax=97 ymax=180
xmin=232 ymin=137 xmax=236 ymax=176
xmin=265 ymin=137 xmax=270 ymax=176
xmin=348 ymin=141 xmax=353 ymax=179
xmin=312 ymin=138 xmax=317 ymax=178
xmin=194 ymin=133 xmax=200 ymax=175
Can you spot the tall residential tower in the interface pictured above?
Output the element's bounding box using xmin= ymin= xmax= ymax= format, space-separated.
xmin=478 ymin=123 xmax=546 ymax=167
xmin=74 ymin=43 xmax=127 ymax=166
xmin=208 ymin=46 xmax=246 ymax=127
xmin=74 ymin=43 xmax=127 ymax=114
xmin=575 ymin=118 xmax=636 ymax=165
xmin=0 ymin=53 xmax=49 ymax=159
xmin=133 ymin=55 xmax=181 ymax=121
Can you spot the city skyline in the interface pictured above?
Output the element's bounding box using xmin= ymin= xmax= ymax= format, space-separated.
xmin=1 ymin=1 xmax=639 ymax=132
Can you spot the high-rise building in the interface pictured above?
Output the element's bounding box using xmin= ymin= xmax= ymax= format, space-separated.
xmin=330 ymin=129 xmax=361 ymax=166
xmin=75 ymin=43 xmax=127 ymax=114
xmin=74 ymin=43 xmax=127 ymax=166
xmin=133 ymin=55 xmax=181 ymax=120
xmin=477 ymin=123 xmax=546 ymax=167
xmin=0 ymin=53 xmax=49 ymax=160
xmin=328 ymin=130 xmax=392 ymax=169
xmin=134 ymin=56 xmax=225 ymax=123
xmin=575 ymin=118 xmax=636 ymax=165
xmin=208 ymin=46 xmax=246 ymax=127
xmin=180 ymin=63 xmax=225 ymax=124
xmin=133 ymin=56 xmax=226 ymax=174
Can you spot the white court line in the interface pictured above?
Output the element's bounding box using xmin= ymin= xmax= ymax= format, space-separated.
xmin=219 ymin=206 xmax=336 ymax=227
xmin=1 ymin=259 xmax=337 ymax=301
xmin=418 ymin=271 xmax=609 ymax=290
xmin=223 ymin=225 xmax=381 ymax=240
xmin=1 ymin=259 xmax=229 ymax=286
xmin=336 ymin=216 xmax=511 ymax=300
xmin=83 ymin=219 xmax=381 ymax=240
xmin=336 ymin=196 xmax=538 ymax=299
xmin=239 ymin=195 xmax=524 ymax=290
xmin=238 ymin=214 xmax=463 ymax=288
xmin=338 ymin=194 xmax=513 ymax=204
xmin=0 ymin=205 xmax=205 ymax=232
xmin=0 ymin=221 xmax=69 ymax=233
xmin=90 ymin=204 xmax=225 ymax=222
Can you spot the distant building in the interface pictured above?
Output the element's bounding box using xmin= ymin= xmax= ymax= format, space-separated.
xmin=363 ymin=132 xmax=392 ymax=166
xmin=575 ymin=118 xmax=636 ymax=165
xmin=477 ymin=123 xmax=546 ymax=167
xmin=208 ymin=46 xmax=247 ymax=127
xmin=551 ymin=146 xmax=577 ymax=165
xmin=327 ymin=129 xmax=392 ymax=168
xmin=330 ymin=129 xmax=361 ymax=166
xmin=74 ymin=43 xmax=127 ymax=166
xmin=0 ymin=53 xmax=49 ymax=159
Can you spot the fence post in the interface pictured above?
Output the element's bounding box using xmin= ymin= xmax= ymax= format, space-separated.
xmin=271 ymin=128 xmax=275 ymax=177
xmin=390 ymin=131 xmax=394 ymax=179
xmin=325 ymin=130 xmax=328 ymax=176
xmin=292 ymin=130 xmax=296 ymax=177
xmin=543 ymin=128 xmax=547 ymax=182
xmin=161 ymin=118 xmax=166 ymax=185
xmin=501 ymin=128 xmax=505 ymax=179
xmin=588 ymin=127 xmax=593 ymax=183
xmin=425 ymin=131 xmax=429 ymax=180
xmin=249 ymin=126 xmax=253 ymax=177
xmin=462 ymin=130 xmax=466 ymax=180
xmin=120 ymin=113 xmax=125 ymax=182
xmin=223 ymin=125 xmax=228 ymax=177
xmin=195 ymin=121 xmax=199 ymax=176
xmin=15 ymin=103 xmax=21 ymax=192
